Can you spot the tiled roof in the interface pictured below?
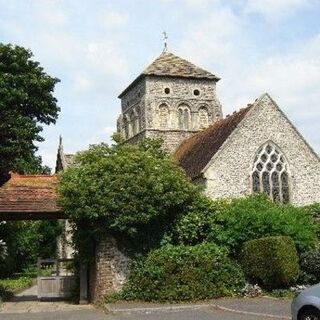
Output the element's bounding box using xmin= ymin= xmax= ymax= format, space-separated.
xmin=142 ymin=51 xmax=219 ymax=80
xmin=119 ymin=51 xmax=219 ymax=97
xmin=0 ymin=173 xmax=61 ymax=217
xmin=174 ymin=106 xmax=253 ymax=179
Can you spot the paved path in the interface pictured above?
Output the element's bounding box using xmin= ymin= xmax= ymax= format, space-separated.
xmin=0 ymin=285 xmax=92 ymax=314
xmin=0 ymin=285 xmax=292 ymax=319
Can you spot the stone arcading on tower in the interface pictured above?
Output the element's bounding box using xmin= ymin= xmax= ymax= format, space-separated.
xmin=117 ymin=51 xmax=223 ymax=153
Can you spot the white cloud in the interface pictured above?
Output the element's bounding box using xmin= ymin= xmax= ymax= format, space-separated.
xmin=72 ymin=75 xmax=93 ymax=93
xmin=86 ymin=41 xmax=129 ymax=78
xmin=99 ymin=10 xmax=129 ymax=28
xmin=178 ymin=5 xmax=241 ymax=64
xmin=34 ymin=3 xmax=67 ymax=26
xmin=245 ymin=34 xmax=320 ymax=119
xmin=1 ymin=0 xmax=318 ymax=169
xmin=160 ymin=0 xmax=218 ymax=9
xmin=245 ymin=0 xmax=316 ymax=20
xmin=175 ymin=2 xmax=320 ymax=153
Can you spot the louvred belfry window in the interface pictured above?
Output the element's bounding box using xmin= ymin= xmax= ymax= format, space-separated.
xmin=252 ymin=142 xmax=290 ymax=203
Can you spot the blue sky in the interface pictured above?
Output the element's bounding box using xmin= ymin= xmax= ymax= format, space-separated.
xmin=1 ymin=0 xmax=319 ymax=170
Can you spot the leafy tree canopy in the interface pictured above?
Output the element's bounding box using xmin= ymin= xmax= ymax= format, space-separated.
xmin=0 ymin=220 xmax=62 ymax=277
xmin=58 ymin=137 xmax=202 ymax=253
xmin=0 ymin=43 xmax=60 ymax=177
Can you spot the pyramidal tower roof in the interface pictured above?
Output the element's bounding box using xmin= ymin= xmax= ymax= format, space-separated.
xmin=119 ymin=51 xmax=220 ymax=98
xmin=143 ymin=51 xmax=219 ymax=80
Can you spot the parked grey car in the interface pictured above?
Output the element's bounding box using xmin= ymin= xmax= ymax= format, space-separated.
xmin=292 ymin=284 xmax=320 ymax=320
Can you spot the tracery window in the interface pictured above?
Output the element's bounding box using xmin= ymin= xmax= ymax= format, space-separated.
xmin=251 ymin=142 xmax=290 ymax=203
xmin=159 ymin=104 xmax=169 ymax=129
xmin=178 ymin=104 xmax=190 ymax=130
xmin=198 ymin=106 xmax=209 ymax=128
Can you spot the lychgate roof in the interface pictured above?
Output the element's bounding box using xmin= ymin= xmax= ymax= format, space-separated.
xmin=0 ymin=173 xmax=64 ymax=220
xmin=174 ymin=106 xmax=253 ymax=179
xmin=119 ymin=51 xmax=219 ymax=98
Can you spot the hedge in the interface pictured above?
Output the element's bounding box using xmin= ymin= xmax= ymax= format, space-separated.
xmin=299 ymin=248 xmax=320 ymax=284
xmin=240 ymin=236 xmax=299 ymax=289
xmin=209 ymin=194 xmax=317 ymax=254
xmin=121 ymin=243 xmax=245 ymax=301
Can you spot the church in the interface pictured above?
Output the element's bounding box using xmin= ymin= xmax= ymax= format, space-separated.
xmin=2 ymin=47 xmax=317 ymax=303
xmin=57 ymin=50 xmax=320 ymax=207
xmin=115 ymin=50 xmax=320 ymax=206
xmin=55 ymin=49 xmax=320 ymax=300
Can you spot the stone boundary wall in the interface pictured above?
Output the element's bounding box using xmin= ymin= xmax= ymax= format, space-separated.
xmin=89 ymin=236 xmax=130 ymax=303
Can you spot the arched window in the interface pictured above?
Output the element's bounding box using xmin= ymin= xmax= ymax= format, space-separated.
xmin=123 ymin=114 xmax=130 ymax=139
xmin=135 ymin=107 xmax=141 ymax=132
xmin=130 ymin=111 xmax=136 ymax=136
xmin=251 ymin=142 xmax=290 ymax=203
xmin=159 ymin=104 xmax=169 ymax=129
xmin=178 ymin=104 xmax=190 ymax=130
xmin=198 ymin=106 xmax=209 ymax=128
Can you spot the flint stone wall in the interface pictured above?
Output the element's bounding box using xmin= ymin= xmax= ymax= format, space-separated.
xmin=203 ymin=95 xmax=320 ymax=206
xmin=89 ymin=236 xmax=130 ymax=303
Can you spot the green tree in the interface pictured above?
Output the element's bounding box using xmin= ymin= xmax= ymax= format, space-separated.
xmin=58 ymin=138 xmax=202 ymax=255
xmin=0 ymin=43 xmax=60 ymax=181
xmin=0 ymin=220 xmax=62 ymax=277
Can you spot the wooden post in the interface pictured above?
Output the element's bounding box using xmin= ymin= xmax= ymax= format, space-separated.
xmin=79 ymin=263 xmax=88 ymax=304
xmin=37 ymin=257 xmax=41 ymax=276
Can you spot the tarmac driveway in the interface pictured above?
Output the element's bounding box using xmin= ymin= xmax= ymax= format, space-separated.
xmin=0 ymin=306 xmax=291 ymax=320
xmin=0 ymin=285 xmax=292 ymax=320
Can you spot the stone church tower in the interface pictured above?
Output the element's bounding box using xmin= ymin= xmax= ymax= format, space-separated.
xmin=117 ymin=51 xmax=223 ymax=152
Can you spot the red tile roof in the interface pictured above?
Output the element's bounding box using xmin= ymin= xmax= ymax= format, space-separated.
xmin=0 ymin=173 xmax=63 ymax=219
xmin=174 ymin=106 xmax=253 ymax=179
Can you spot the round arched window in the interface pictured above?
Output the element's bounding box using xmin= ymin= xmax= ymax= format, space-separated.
xmin=159 ymin=104 xmax=169 ymax=128
xmin=198 ymin=106 xmax=209 ymax=128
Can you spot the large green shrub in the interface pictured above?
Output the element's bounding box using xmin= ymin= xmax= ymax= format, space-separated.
xmin=240 ymin=236 xmax=300 ymax=289
xmin=299 ymin=248 xmax=320 ymax=284
xmin=168 ymin=194 xmax=316 ymax=255
xmin=209 ymin=194 xmax=317 ymax=254
xmin=121 ymin=243 xmax=245 ymax=301
xmin=58 ymin=138 xmax=203 ymax=256
xmin=166 ymin=194 xmax=217 ymax=246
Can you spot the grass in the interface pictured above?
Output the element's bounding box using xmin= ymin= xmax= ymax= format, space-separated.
xmin=0 ymin=275 xmax=34 ymax=301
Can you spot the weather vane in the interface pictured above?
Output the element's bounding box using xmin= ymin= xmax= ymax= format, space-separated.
xmin=162 ymin=31 xmax=168 ymax=52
